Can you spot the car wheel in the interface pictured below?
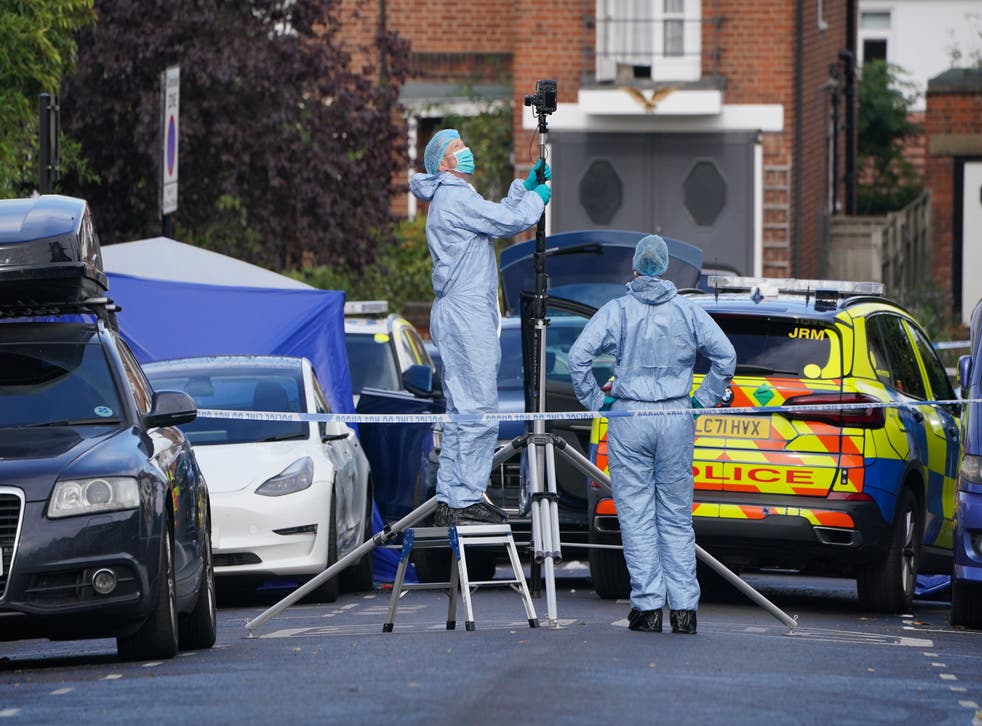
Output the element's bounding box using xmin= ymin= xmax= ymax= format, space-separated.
xmin=179 ymin=527 xmax=217 ymax=650
xmin=589 ymin=529 xmax=630 ymax=600
xmin=411 ymin=546 xmax=496 ymax=582
xmin=341 ymin=492 xmax=375 ymax=593
xmin=857 ymin=487 xmax=921 ymax=613
xmin=305 ymin=491 xmax=339 ymax=604
xmin=951 ymin=580 xmax=982 ymax=629
xmin=411 ymin=548 xmax=452 ymax=583
xmin=117 ymin=522 xmax=179 ymax=661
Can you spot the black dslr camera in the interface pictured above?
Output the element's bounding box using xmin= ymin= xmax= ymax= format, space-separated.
xmin=524 ymin=79 xmax=558 ymax=116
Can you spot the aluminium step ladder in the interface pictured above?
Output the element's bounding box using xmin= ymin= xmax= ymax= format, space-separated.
xmin=382 ymin=524 xmax=539 ymax=632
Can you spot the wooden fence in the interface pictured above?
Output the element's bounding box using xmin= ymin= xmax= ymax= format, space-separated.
xmin=827 ymin=191 xmax=932 ymax=298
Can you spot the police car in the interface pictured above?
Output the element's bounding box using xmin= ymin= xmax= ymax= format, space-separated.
xmin=588 ymin=277 xmax=959 ymax=613
xmin=343 ymin=301 xmax=443 ymax=525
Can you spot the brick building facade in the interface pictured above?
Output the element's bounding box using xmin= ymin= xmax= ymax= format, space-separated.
xmin=338 ymin=0 xmax=859 ymax=279
xmin=924 ymin=69 xmax=982 ymax=324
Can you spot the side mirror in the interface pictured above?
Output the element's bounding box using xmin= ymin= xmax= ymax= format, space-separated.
xmin=145 ymin=390 xmax=197 ymax=429
xmin=958 ymin=354 xmax=973 ymax=394
xmin=402 ymin=364 xmax=434 ymax=398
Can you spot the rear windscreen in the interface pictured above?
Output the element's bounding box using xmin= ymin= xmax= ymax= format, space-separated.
xmin=696 ymin=316 xmax=838 ymax=378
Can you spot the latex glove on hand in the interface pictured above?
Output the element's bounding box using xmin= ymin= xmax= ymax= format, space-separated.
xmin=523 ymin=159 xmax=553 ymax=190
xmin=533 ymin=184 xmax=551 ymax=205
xmin=600 ymin=378 xmax=615 ymax=412
xmin=690 ymin=396 xmax=704 ymax=420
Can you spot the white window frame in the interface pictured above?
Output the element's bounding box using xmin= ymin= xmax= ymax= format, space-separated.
xmin=595 ymin=0 xmax=702 ymax=83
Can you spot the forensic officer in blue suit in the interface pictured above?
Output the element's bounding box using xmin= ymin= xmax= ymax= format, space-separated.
xmin=568 ymin=235 xmax=736 ymax=634
xmin=410 ymin=129 xmax=552 ymax=526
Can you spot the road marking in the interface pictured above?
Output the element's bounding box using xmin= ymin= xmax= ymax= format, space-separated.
xmin=50 ymin=688 xmax=73 ymax=695
xmin=791 ymin=628 xmax=932 ymax=647
xmin=960 ymin=701 xmax=979 ymax=709
xmin=141 ymin=661 xmax=163 ymax=668
xmin=340 ymin=604 xmax=357 ymax=610
xmin=923 ymin=651 xmax=938 ymax=656
xmin=0 ymin=709 xmax=20 ymax=717
xmin=951 ymin=686 xmax=968 ymax=693
xmin=932 ymin=662 xmax=947 ymax=667
xmin=940 ymin=674 xmax=958 ymax=681
xmin=101 ymin=674 xmax=122 ymax=680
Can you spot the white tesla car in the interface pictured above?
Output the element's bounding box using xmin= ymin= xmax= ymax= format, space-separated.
xmin=144 ymin=356 xmax=373 ymax=602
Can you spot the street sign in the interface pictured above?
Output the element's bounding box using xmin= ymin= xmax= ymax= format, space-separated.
xmin=161 ymin=66 xmax=180 ymax=216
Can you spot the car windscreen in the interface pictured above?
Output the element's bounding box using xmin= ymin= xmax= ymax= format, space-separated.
xmin=345 ymin=333 xmax=400 ymax=393
xmin=695 ymin=315 xmax=839 ymax=378
xmin=499 ymin=316 xmax=615 ymax=390
xmin=148 ymin=367 xmax=307 ymax=445
xmin=0 ymin=340 xmax=123 ymax=428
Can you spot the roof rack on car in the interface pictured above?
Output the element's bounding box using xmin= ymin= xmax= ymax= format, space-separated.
xmin=344 ymin=300 xmax=388 ymax=316
xmin=707 ymin=276 xmax=884 ymax=309
xmin=0 ymin=296 xmax=122 ymax=329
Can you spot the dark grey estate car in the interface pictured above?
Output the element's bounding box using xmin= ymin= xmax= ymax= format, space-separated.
xmin=0 ymin=195 xmax=216 ymax=660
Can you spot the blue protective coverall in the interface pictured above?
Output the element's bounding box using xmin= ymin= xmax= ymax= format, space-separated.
xmin=409 ymin=172 xmax=544 ymax=508
xmin=568 ymin=276 xmax=736 ymax=612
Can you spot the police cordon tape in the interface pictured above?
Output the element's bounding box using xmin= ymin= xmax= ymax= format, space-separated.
xmin=196 ymin=397 xmax=982 ymax=425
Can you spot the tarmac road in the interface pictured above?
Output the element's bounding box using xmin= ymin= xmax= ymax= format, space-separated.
xmin=1 ymin=563 xmax=980 ymax=725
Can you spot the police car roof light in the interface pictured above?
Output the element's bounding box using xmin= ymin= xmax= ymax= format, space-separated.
xmin=709 ymin=276 xmax=885 ymax=299
xmin=344 ymin=300 xmax=388 ymax=316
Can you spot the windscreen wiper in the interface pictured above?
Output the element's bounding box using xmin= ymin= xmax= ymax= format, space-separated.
xmin=25 ymin=418 xmax=122 ymax=427
xmin=260 ymin=431 xmax=308 ymax=443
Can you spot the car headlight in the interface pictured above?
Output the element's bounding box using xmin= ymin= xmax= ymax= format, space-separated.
xmin=47 ymin=477 xmax=141 ymax=519
xmin=960 ymin=454 xmax=982 ymax=486
xmin=256 ymin=457 xmax=314 ymax=497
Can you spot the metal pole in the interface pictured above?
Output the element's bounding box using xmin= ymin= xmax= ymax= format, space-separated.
xmin=39 ymin=94 xmax=51 ymax=194
xmin=244 ymin=497 xmax=438 ymax=635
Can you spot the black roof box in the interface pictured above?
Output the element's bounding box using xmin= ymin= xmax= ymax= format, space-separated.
xmin=0 ymin=195 xmax=108 ymax=308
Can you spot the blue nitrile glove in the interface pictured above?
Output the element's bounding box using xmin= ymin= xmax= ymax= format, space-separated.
xmin=533 ymin=184 xmax=551 ymax=205
xmin=690 ymin=396 xmax=704 ymax=420
xmin=524 ymin=160 xmax=553 ymax=190
xmin=600 ymin=395 xmax=616 ymax=412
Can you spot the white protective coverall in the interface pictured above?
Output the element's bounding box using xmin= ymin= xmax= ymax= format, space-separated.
xmin=568 ymin=275 xmax=736 ymax=612
xmin=409 ymin=172 xmax=544 ymax=508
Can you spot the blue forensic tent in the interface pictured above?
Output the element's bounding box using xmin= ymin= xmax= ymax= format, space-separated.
xmin=102 ymin=238 xmax=409 ymax=583
xmin=105 ymin=272 xmax=354 ymax=416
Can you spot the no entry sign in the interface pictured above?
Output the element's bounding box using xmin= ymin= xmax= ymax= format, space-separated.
xmin=161 ymin=66 xmax=180 ymax=215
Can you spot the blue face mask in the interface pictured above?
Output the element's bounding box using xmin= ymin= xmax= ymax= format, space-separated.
xmin=453 ymin=147 xmax=475 ymax=175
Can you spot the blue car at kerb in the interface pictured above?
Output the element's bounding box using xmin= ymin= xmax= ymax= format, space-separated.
xmin=954 ymin=300 xmax=982 ymax=628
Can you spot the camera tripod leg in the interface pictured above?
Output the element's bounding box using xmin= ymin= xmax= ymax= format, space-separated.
xmin=245 ymin=497 xmax=439 ymax=635
xmin=549 ymin=439 xmax=798 ymax=633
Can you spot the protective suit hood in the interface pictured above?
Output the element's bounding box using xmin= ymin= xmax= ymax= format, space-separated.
xmin=410 ymin=172 xmax=469 ymax=202
xmin=627 ymin=275 xmax=678 ymax=305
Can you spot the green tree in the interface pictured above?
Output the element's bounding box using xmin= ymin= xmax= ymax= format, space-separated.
xmin=0 ymin=0 xmax=95 ymax=197
xmin=61 ymin=0 xmax=410 ymax=272
xmin=857 ymin=60 xmax=923 ymax=214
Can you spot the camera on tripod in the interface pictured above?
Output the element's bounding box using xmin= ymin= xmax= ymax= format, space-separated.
xmin=524 ymin=79 xmax=558 ymax=116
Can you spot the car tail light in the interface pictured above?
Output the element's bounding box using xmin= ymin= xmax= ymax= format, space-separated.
xmin=827 ymin=491 xmax=873 ymax=501
xmin=782 ymin=393 xmax=885 ymax=428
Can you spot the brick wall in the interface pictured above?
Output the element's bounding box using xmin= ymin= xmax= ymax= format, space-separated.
xmin=925 ymin=83 xmax=982 ymax=300
xmin=512 ymin=0 xmax=586 ymax=176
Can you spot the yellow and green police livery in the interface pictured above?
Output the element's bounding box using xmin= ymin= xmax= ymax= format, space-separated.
xmin=588 ymin=277 xmax=959 ymax=613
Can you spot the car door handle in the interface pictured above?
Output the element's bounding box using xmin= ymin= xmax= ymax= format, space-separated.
xmin=909 ymin=409 xmax=924 ymax=423
xmin=322 ymin=433 xmax=350 ymax=441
